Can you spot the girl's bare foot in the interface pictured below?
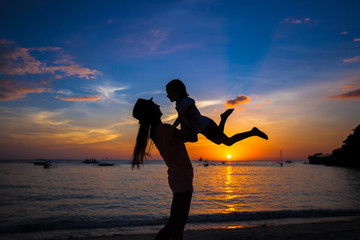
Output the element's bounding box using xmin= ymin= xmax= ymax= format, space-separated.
xmin=221 ymin=108 xmax=234 ymax=120
xmin=252 ymin=127 xmax=268 ymax=140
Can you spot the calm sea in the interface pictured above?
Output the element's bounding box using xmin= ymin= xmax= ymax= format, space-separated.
xmin=1 ymin=160 xmax=360 ymax=239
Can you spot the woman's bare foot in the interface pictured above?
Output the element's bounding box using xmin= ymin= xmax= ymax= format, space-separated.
xmin=251 ymin=127 xmax=268 ymax=140
xmin=221 ymin=108 xmax=234 ymax=121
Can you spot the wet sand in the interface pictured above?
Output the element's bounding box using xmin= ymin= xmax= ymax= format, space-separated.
xmin=79 ymin=219 xmax=360 ymax=240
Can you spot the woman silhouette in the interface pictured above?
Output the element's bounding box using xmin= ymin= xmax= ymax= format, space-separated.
xmin=132 ymin=98 xmax=193 ymax=240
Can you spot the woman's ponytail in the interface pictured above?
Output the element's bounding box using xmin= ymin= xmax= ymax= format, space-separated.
xmin=132 ymin=121 xmax=151 ymax=169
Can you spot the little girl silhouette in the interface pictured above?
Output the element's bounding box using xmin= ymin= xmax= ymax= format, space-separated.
xmin=166 ymin=79 xmax=268 ymax=145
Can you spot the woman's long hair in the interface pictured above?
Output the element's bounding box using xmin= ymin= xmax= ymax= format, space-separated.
xmin=132 ymin=98 xmax=159 ymax=169
xmin=132 ymin=120 xmax=153 ymax=169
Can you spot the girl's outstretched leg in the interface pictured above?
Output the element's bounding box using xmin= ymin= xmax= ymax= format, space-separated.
xmin=219 ymin=109 xmax=234 ymax=132
xmin=221 ymin=127 xmax=268 ymax=146
xmin=251 ymin=127 xmax=268 ymax=140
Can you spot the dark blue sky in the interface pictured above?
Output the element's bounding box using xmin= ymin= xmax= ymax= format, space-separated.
xmin=1 ymin=0 xmax=359 ymax=160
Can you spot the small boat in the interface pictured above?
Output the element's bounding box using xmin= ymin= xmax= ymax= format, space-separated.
xmin=198 ymin=157 xmax=209 ymax=166
xmin=83 ymin=158 xmax=98 ymax=164
xmin=97 ymin=156 xmax=114 ymax=166
xmin=203 ymin=159 xmax=209 ymax=167
xmin=33 ymin=159 xmax=51 ymax=166
xmin=98 ymin=162 xmax=114 ymax=166
xmin=43 ymin=161 xmax=52 ymax=168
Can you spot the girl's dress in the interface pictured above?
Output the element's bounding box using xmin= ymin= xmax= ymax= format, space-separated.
xmin=176 ymin=96 xmax=223 ymax=142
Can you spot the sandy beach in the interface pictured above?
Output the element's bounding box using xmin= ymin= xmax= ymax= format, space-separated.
xmin=78 ymin=219 xmax=360 ymax=240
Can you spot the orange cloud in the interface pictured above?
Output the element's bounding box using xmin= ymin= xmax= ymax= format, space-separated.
xmin=340 ymin=32 xmax=348 ymax=35
xmin=342 ymin=84 xmax=360 ymax=89
xmin=225 ymin=95 xmax=250 ymax=108
xmin=255 ymin=99 xmax=272 ymax=108
xmin=328 ymin=88 xmax=360 ymax=100
xmin=343 ymin=56 xmax=360 ymax=63
xmin=0 ymin=39 xmax=101 ymax=79
xmin=354 ymin=38 xmax=360 ymax=42
xmin=45 ymin=65 xmax=101 ymax=79
xmin=0 ymin=80 xmax=46 ymax=101
xmin=56 ymin=95 xmax=101 ymax=101
xmin=0 ymin=47 xmax=43 ymax=75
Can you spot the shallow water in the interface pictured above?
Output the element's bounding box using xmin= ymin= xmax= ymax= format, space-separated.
xmin=1 ymin=160 xmax=360 ymax=239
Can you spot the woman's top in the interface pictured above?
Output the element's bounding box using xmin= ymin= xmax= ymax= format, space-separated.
xmin=153 ymin=123 xmax=193 ymax=193
xmin=175 ymin=97 xmax=210 ymax=134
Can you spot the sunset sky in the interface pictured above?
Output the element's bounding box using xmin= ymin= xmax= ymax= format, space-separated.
xmin=1 ymin=0 xmax=359 ymax=161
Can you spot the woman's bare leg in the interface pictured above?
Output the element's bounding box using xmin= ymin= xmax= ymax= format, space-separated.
xmin=155 ymin=191 xmax=192 ymax=240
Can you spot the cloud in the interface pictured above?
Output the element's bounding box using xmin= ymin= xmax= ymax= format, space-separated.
xmin=25 ymin=110 xmax=121 ymax=144
xmin=29 ymin=47 xmax=62 ymax=52
xmin=354 ymin=38 xmax=360 ymax=42
xmin=225 ymin=95 xmax=250 ymax=108
xmin=143 ymin=29 xmax=168 ymax=53
xmin=343 ymin=56 xmax=360 ymax=63
xmin=30 ymin=111 xmax=70 ymax=126
xmin=56 ymin=95 xmax=101 ymax=102
xmin=328 ymin=88 xmax=360 ymax=100
xmin=342 ymin=84 xmax=360 ymax=89
xmin=53 ymin=84 xmax=128 ymax=103
xmin=97 ymin=86 xmax=127 ymax=99
xmin=196 ymin=99 xmax=224 ymax=108
xmin=0 ymin=46 xmax=43 ymax=75
xmin=121 ymin=29 xmax=200 ymax=57
xmin=45 ymin=65 xmax=101 ymax=79
xmin=285 ymin=17 xmax=311 ymax=24
xmin=0 ymin=39 xmax=15 ymax=45
xmin=50 ymin=129 xmax=120 ymax=144
xmin=0 ymin=39 xmax=101 ymax=79
xmin=0 ymin=80 xmax=47 ymax=101
xmin=255 ymin=99 xmax=272 ymax=108
xmin=340 ymin=32 xmax=348 ymax=35
xmin=136 ymin=90 xmax=164 ymax=96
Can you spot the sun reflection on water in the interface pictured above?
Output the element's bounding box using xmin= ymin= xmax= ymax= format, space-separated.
xmin=225 ymin=166 xmax=237 ymax=213
xmin=223 ymin=225 xmax=246 ymax=229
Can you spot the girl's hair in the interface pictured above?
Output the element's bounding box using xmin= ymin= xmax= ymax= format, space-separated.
xmin=131 ymin=98 xmax=156 ymax=169
xmin=166 ymin=79 xmax=189 ymax=98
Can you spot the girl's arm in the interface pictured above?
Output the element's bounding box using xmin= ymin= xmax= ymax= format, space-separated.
xmin=173 ymin=117 xmax=181 ymax=128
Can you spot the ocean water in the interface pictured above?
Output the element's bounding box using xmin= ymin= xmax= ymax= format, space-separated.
xmin=1 ymin=160 xmax=360 ymax=239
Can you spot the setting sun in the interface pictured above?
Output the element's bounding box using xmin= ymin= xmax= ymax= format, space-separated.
xmin=227 ymin=154 xmax=232 ymax=159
